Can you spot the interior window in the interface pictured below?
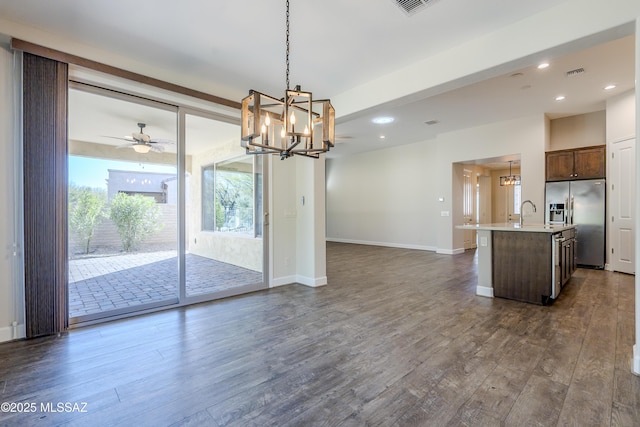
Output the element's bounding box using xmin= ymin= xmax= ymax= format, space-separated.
xmin=202 ymin=156 xmax=254 ymax=234
xmin=202 ymin=165 xmax=215 ymax=231
xmin=513 ymin=184 xmax=522 ymax=214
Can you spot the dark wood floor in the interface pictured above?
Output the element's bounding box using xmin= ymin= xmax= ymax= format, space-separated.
xmin=1 ymin=242 xmax=638 ymax=426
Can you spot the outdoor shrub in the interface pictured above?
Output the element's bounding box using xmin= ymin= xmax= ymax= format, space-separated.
xmin=215 ymin=171 xmax=253 ymax=231
xmin=68 ymin=185 xmax=106 ymax=254
xmin=108 ymin=193 xmax=162 ymax=252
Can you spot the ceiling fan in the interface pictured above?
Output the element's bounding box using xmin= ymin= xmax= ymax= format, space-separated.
xmin=105 ymin=123 xmax=174 ymax=154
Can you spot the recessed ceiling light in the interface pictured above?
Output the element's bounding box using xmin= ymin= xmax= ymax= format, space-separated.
xmin=555 ymin=95 xmax=566 ymax=101
xmin=604 ymin=84 xmax=616 ymax=90
xmin=379 ymin=135 xmax=386 ymax=139
xmin=372 ymin=116 xmax=394 ymax=124
xmin=537 ymin=62 xmax=550 ymax=69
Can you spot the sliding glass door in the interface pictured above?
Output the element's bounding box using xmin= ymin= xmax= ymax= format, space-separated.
xmin=67 ymin=84 xmax=267 ymax=325
xmin=183 ymin=111 xmax=266 ymax=301
xmin=67 ymin=85 xmax=179 ymax=323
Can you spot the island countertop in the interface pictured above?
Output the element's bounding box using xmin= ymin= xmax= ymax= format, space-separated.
xmin=456 ymin=222 xmax=576 ymax=233
xmin=456 ymin=222 xmax=577 ymax=304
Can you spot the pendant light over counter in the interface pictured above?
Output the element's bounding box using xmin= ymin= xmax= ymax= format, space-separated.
xmin=500 ymin=161 xmax=521 ymax=186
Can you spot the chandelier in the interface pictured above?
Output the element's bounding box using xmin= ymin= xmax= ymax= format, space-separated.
xmin=241 ymin=0 xmax=335 ymax=160
xmin=500 ymin=161 xmax=521 ymax=186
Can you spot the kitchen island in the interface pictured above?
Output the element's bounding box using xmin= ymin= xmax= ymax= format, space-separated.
xmin=457 ymin=223 xmax=577 ymax=305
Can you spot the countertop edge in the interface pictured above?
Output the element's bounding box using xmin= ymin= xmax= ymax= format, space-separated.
xmin=456 ymin=223 xmax=577 ymax=233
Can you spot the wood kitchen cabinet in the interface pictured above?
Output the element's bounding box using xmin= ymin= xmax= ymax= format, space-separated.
xmin=545 ymin=145 xmax=606 ymax=181
xmin=492 ymin=227 xmax=576 ymax=305
xmin=492 ymin=231 xmax=552 ymax=305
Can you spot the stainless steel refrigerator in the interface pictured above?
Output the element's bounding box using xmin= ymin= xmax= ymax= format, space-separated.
xmin=545 ymin=179 xmax=605 ymax=268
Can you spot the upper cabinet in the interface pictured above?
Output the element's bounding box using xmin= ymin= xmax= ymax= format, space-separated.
xmin=546 ymin=145 xmax=606 ymax=181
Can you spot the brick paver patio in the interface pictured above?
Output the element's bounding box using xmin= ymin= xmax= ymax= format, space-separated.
xmin=69 ymin=251 xmax=263 ymax=318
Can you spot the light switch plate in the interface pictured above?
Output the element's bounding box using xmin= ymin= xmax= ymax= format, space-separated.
xmin=440 ymin=211 xmax=450 ymax=217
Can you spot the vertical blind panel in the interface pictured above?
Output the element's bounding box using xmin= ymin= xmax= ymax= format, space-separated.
xmin=23 ymin=53 xmax=68 ymax=338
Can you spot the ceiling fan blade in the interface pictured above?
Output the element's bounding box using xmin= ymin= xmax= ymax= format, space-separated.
xmin=102 ymin=136 xmax=134 ymax=142
xmin=149 ymin=138 xmax=175 ymax=145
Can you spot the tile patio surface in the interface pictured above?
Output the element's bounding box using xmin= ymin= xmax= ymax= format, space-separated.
xmin=69 ymin=251 xmax=263 ymax=319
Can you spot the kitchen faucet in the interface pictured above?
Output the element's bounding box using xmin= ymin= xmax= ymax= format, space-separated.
xmin=520 ymin=200 xmax=537 ymax=226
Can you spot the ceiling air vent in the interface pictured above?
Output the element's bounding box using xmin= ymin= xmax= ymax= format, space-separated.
xmin=393 ymin=0 xmax=438 ymax=16
xmin=565 ymin=67 xmax=586 ymax=77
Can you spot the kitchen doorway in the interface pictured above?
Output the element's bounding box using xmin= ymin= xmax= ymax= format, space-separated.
xmin=456 ymin=155 xmax=522 ymax=234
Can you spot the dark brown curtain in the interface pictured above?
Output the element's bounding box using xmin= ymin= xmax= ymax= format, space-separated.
xmin=22 ymin=52 xmax=68 ymax=338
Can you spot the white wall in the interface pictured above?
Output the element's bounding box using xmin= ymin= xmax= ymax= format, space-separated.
xmin=607 ymin=90 xmax=637 ymax=142
xmin=296 ymin=156 xmax=327 ymax=286
xmin=269 ymin=155 xmax=326 ymax=287
xmin=326 ymin=115 xmax=547 ymax=254
xmin=326 ymin=140 xmax=439 ymax=251
xmin=0 ymin=40 xmax=23 ymax=342
xmin=550 ymin=111 xmax=606 ymax=150
xmin=269 ymin=156 xmax=298 ymax=285
xmin=606 ymin=89 xmax=636 ymax=271
xmin=188 ymin=140 xmax=262 ymax=272
xmin=437 ymin=115 xmax=548 ymax=252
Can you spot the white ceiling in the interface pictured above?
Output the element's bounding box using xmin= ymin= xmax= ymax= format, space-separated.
xmin=68 ymin=87 xmax=240 ymax=155
xmin=0 ymin=0 xmax=636 ymax=163
xmin=337 ymin=35 xmax=636 ymax=158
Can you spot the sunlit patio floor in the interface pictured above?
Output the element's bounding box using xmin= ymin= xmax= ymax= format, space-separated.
xmin=68 ymin=251 xmax=263 ymax=319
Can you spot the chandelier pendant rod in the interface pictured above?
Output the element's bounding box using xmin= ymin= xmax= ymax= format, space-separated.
xmin=240 ymin=0 xmax=335 ymax=159
xmin=285 ymin=0 xmax=290 ymax=91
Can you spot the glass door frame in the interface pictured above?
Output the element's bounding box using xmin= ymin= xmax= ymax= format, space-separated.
xmin=178 ymin=107 xmax=269 ymax=305
xmin=67 ymin=83 xmax=269 ymax=326
xmin=68 ymin=81 xmax=180 ymax=325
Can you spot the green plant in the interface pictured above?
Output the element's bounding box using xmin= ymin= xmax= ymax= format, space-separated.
xmin=215 ymin=171 xmax=253 ymax=231
xmin=108 ymin=193 xmax=162 ymax=252
xmin=68 ymin=185 xmax=106 ymax=254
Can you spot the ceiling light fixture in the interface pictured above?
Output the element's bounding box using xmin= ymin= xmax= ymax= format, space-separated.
xmin=372 ymin=116 xmax=395 ymax=124
xmin=604 ymin=84 xmax=617 ymax=90
xmin=537 ymin=62 xmax=550 ymax=69
xmin=132 ymin=143 xmax=152 ymax=154
xmin=500 ymin=161 xmax=521 ymax=186
xmin=240 ymin=0 xmax=335 ymax=160
xmin=555 ymin=95 xmax=566 ymax=101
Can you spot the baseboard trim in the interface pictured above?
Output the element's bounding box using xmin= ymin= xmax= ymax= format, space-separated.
xmin=476 ymin=286 xmax=494 ymax=298
xmin=436 ymin=248 xmax=465 ymax=255
xmin=326 ymin=237 xmax=436 ymax=252
xmin=270 ymin=275 xmax=297 ymax=288
xmin=634 ymin=345 xmax=640 ymax=376
xmin=270 ymin=275 xmax=328 ymax=288
xmin=0 ymin=323 xmax=25 ymax=343
xmin=296 ymin=275 xmax=328 ymax=287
